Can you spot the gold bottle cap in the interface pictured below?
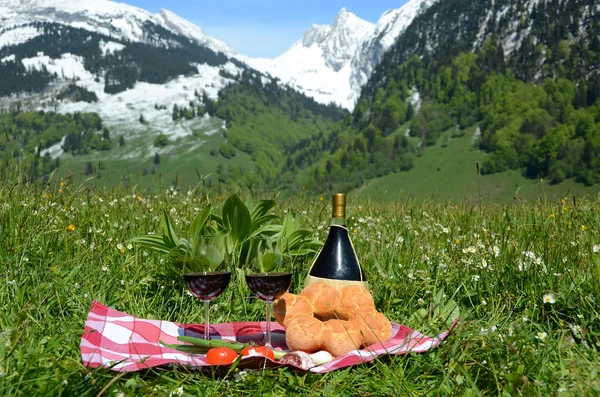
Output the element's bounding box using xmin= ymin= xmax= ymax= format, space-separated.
xmin=332 ymin=193 xmax=346 ymax=218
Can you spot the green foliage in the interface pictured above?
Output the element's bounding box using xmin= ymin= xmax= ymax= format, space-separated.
xmin=0 ymin=110 xmax=105 ymax=180
xmin=56 ymin=84 xmax=98 ymax=103
xmin=287 ymin=0 xmax=596 ymax=193
xmin=218 ymin=142 xmax=236 ymax=159
xmin=212 ymin=72 xmax=346 ymax=187
xmin=153 ymin=133 xmax=169 ymax=147
xmin=131 ymin=194 xmax=322 ymax=274
xmin=4 ymin=167 xmax=600 ymax=395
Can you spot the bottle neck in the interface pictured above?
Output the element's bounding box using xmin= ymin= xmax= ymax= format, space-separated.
xmin=331 ymin=217 xmax=346 ymax=227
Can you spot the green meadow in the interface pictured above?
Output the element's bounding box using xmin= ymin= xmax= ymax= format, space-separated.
xmin=1 ymin=163 xmax=600 ymax=396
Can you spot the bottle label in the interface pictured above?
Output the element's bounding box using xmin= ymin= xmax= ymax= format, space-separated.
xmin=305 ymin=274 xmax=369 ymax=290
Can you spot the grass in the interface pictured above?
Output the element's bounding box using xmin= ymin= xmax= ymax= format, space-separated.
xmin=57 ymin=118 xmax=254 ymax=188
xmin=357 ymin=125 xmax=600 ymax=203
xmin=2 ymin=164 xmax=600 ymax=396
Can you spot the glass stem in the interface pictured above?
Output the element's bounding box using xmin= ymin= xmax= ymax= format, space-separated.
xmin=203 ymin=300 xmax=210 ymax=340
xmin=265 ymin=300 xmax=272 ymax=347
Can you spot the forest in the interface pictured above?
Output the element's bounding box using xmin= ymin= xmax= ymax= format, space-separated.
xmin=282 ymin=0 xmax=600 ymax=192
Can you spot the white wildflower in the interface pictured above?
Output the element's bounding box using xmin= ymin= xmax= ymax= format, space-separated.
xmin=543 ymin=293 xmax=556 ymax=304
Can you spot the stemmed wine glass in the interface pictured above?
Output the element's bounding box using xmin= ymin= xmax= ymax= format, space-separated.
xmin=184 ymin=271 xmax=232 ymax=340
xmin=245 ymin=271 xmax=293 ymax=347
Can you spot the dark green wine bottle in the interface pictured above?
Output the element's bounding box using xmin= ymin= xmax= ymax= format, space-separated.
xmin=305 ymin=193 xmax=367 ymax=290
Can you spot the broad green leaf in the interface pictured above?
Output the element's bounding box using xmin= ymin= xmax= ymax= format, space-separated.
xmin=261 ymin=251 xmax=282 ymax=273
xmin=188 ymin=204 xmax=212 ymax=253
xmin=130 ymin=235 xmax=173 ymax=254
xmin=251 ymin=199 xmax=277 ymax=219
xmin=188 ymin=204 xmax=212 ymax=239
xmin=160 ymin=210 xmax=179 ymax=247
xmin=222 ymin=194 xmax=251 ymax=246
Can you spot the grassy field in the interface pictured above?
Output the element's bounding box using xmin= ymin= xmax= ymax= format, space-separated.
xmin=2 ymin=164 xmax=600 ymax=396
xmin=357 ymin=126 xmax=600 ymax=204
xmin=57 ymin=117 xmax=254 ymax=189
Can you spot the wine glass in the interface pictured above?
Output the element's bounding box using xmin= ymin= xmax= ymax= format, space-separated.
xmin=184 ymin=271 xmax=232 ymax=340
xmin=245 ymin=271 xmax=293 ymax=347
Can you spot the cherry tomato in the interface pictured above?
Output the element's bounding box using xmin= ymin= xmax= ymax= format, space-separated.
xmin=205 ymin=347 xmax=238 ymax=365
xmin=240 ymin=346 xmax=275 ymax=360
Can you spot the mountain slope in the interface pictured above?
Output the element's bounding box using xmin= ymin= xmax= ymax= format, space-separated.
xmin=282 ymin=0 xmax=600 ymax=194
xmin=245 ymin=9 xmax=375 ymax=110
xmin=0 ymin=0 xmax=236 ymax=56
xmin=246 ymin=1 xmax=437 ymax=110
xmin=0 ymin=0 xmax=346 ymax=187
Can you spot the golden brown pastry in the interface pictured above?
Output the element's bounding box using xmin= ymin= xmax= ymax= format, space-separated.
xmin=321 ymin=319 xmax=364 ymax=357
xmin=300 ymin=282 xmax=341 ymax=321
xmin=285 ymin=314 xmax=325 ymax=353
xmin=349 ymin=307 xmax=393 ymax=347
xmin=273 ymin=292 xmax=315 ymax=327
xmin=335 ymin=285 xmax=376 ymax=320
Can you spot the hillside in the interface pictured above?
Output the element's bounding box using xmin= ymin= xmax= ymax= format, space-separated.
xmin=282 ymin=0 xmax=600 ymax=197
xmin=0 ymin=6 xmax=346 ymax=187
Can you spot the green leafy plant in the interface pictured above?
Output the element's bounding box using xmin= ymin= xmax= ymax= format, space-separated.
xmin=130 ymin=194 xmax=322 ymax=274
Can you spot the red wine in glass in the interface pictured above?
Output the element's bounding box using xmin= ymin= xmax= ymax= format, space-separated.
xmin=245 ymin=272 xmax=292 ymax=347
xmin=184 ymin=271 xmax=231 ymax=340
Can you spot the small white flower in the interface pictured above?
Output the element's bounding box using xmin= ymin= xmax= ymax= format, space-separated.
xmin=468 ymin=246 xmax=476 ymax=253
xmin=120 ymin=280 xmax=125 ymax=285
xmin=543 ymin=293 xmax=556 ymax=304
xmin=417 ymin=298 xmax=425 ymax=306
xmin=536 ymin=332 xmax=547 ymax=340
xmin=126 ymin=243 xmax=133 ymax=250
xmin=102 ymin=265 xmax=108 ymax=272
xmin=116 ymin=243 xmax=124 ymax=251
xmin=442 ymin=227 xmax=449 ymax=234
xmin=481 ymin=300 xmax=487 ymax=306
xmin=472 ymin=275 xmax=480 ymax=282
xmin=593 ymin=244 xmax=600 ymax=253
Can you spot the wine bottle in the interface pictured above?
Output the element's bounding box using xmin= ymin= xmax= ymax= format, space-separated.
xmin=305 ymin=193 xmax=368 ymax=290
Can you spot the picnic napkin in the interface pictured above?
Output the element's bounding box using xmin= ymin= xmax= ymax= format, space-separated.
xmin=81 ymin=301 xmax=457 ymax=373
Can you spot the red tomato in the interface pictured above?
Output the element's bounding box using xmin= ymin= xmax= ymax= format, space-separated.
xmin=205 ymin=347 xmax=238 ymax=365
xmin=240 ymin=346 xmax=275 ymax=360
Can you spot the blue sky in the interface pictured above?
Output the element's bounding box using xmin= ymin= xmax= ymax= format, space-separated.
xmin=123 ymin=0 xmax=409 ymax=57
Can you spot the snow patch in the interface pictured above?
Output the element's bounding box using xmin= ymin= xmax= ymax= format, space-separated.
xmin=40 ymin=135 xmax=66 ymax=159
xmin=0 ymin=25 xmax=40 ymax=48
xmin=409 ymin=89 xmax=421 ymax=113
xmin=472 ymin=126 xmax=482 ymax=143
xmin=99 ymin=40 xmax=125 ymax=56
xmin=49 ymin=63 xmax=235 ymax=142
xmin=21 ymin=53 xmax=95 ymax=82
xmin=1 ymin=54 xmax=15 ymax=63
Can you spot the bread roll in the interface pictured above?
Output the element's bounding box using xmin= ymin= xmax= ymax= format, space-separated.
xmin=321 ymin=319 xmax=364 ymax=357
xmin=335 ymin=285 xmax=375 ymax=320
xmin=273 ymin=292 xmax=314 ymax=327
xmin=349 ymin=307 xmax=392 ymax=347
xmin=300 ymin=282 xmax=341 ymax=321
xmin=285 ymin=314 xmax=324 ymax=353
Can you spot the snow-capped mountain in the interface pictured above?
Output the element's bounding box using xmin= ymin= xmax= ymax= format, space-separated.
xmin=0 ymin=0 xmax=237 ymax=57
xmin=350 ymin=0 xmax=439 ymax=103
xmin=245 ymin=1 xmax=437 ymax=110
xmin=0 ymin=0 xmax=437 ymax=112
xmin=245 ymin=8 xmax=375 ymax=110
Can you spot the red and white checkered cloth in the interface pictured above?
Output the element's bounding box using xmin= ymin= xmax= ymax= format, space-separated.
xmin=81 ymin=301 xmax=458 ymax=373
